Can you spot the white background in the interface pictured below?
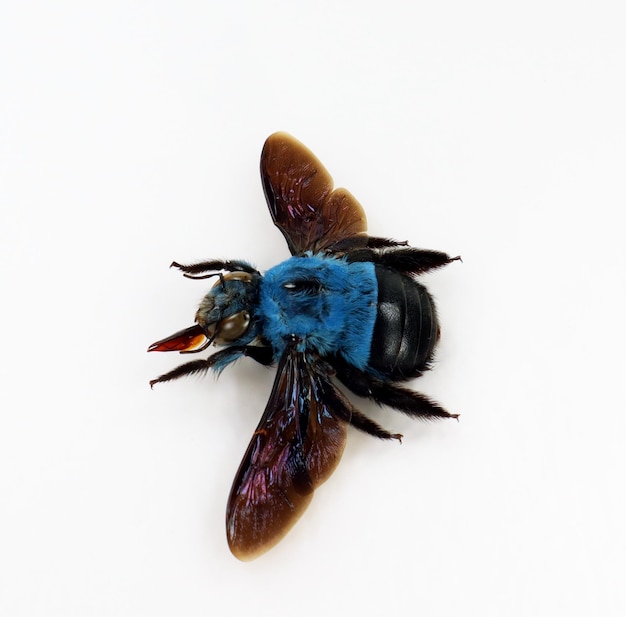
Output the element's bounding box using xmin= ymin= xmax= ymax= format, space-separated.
xmin=1 ymin=1 xmax=625 ymax=615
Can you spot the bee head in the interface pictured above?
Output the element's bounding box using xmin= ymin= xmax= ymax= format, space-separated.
xmin=195 ymin=271 xmax=262 ymax=346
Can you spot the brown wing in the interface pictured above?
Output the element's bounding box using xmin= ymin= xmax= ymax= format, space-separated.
xmin=226 ymin=349 xmax=348 ymax=561
xmin=260 ymin=132 xmax=368 ymax=255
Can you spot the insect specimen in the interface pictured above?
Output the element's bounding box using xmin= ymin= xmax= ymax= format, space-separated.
xmin=149 ymin=133 xmax=459 ymax=560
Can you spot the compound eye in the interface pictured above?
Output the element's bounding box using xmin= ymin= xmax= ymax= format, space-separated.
xmin=212 ymin=311 xmax=251 ymax=344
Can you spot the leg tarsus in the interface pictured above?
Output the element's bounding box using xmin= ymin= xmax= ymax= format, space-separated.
xmin=316 ymin=369 xmax=402 ymax=441
xmin=347 ymin=407 xmax=403 ymax=441
xmin=149 ymin=345 xmax=273 ymax=387
xmin=335 ymin=361 xmax=458 ymax=421
xmin=346 ymin=247 xmax=459 ymax=275
xmin=369 ymin=381 xmax=459 ymax=420
xmin=327 ymin=235 xmax=407 ymax=253
xmin=365 ymin=236 xmax=409 ymax=249
xmin=150 ymin=359 xmax=212 ymax=388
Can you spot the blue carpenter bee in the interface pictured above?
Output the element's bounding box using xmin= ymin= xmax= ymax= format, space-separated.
xmin=149 ymin=133 xmax=459 ymax=560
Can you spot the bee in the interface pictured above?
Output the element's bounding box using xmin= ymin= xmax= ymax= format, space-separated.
xmin=149 ymin=133 xmax=459 ymax=560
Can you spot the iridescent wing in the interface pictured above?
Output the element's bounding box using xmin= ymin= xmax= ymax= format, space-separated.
xmin=260 ymin=132 xmax=368 ymax=255
xmin=226 ymin=347 xmax=349 ymax=560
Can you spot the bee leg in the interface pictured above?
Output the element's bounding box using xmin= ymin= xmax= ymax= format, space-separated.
xmin=328 ymin=236 xmax=408 ymax=252
xmin=317 ymin=373 xmax=402 ymax=441
xmin=382 ymin=248 xmax=462 ymax=274
xmin=150 ymin=346 xmax=274 ymax=387
xmin=334 ymin=362 xmax=458 ymax=421
xmin=343 ymin=406 xmax=403 ymax=441
xmin=366 ymin=380 xmax=458 ymax=421
xmin=346 ymin=247 xmax=460 ymax=275
xmin=149 ymin=358 xmax=214 ymax=387
xmin=365 ymin=236 xmax=409 ymax=248
xmin=170 ymin=259 xmax=259 ymax=278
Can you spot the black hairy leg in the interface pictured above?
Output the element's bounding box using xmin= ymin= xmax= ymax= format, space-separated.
xmin=344 ymin=405 xmax=403 ymax=441
xmin=150 ymin=358 xmax=212 ymax=387
xmin=365 ymin=236 xmax=409 ymax=248
xmin=314 ymin=365 xmax=402 ymax=441
xmin=334 ymin=361 xmax=458 ymax=421
xmin=328 ymin=235 xmax=408 ymax=252
xmin=150 ymin=345 xmax=273 ymax=388
xmin=346 ymin=247 xmax=461 ymax=275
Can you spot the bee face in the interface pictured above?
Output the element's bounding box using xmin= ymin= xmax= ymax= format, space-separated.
xmin=195 ymin=271 xmax=261 ymax=346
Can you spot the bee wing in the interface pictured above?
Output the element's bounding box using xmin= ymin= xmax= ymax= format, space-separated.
xmin=261 ymin=132 xmax=368 ymax=255
xmin=226 ymin=348 xmax=348 ymax=561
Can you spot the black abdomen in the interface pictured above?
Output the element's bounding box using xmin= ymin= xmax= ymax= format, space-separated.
xmin=369 ymin=266 xmax=439 ymax=379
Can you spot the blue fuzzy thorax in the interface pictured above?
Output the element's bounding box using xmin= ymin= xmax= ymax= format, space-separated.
xmin=259 ymin=254 xmax=378 ymax=369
